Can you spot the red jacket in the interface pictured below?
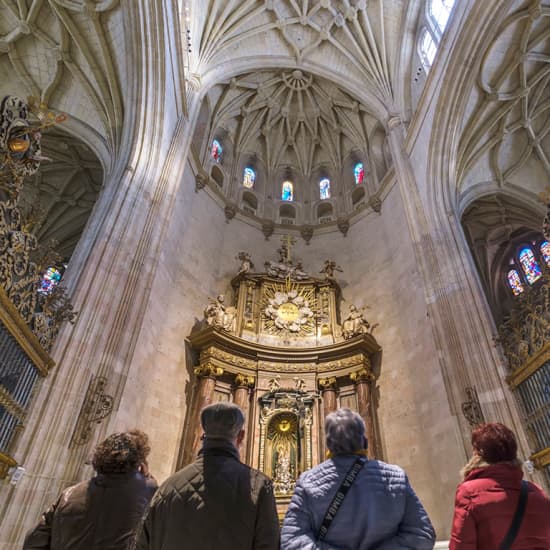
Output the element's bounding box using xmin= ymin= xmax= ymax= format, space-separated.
xmin=449 ymin=463 xmax=550 ymax=550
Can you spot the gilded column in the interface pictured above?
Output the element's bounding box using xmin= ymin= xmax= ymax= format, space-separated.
xmin=233 ymin=373 xmax=255 ymax=463
xmin=318 ymin=377 xmax=338 ymax=418
xmin=350 ymin=363 xmax=377 ymax=459
xmin=189 ymin=363 xmax=224 ymax=460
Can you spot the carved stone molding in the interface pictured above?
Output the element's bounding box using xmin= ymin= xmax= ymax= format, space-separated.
xmin=70 ymin=376 xmax=114 ymax=447
xmin=234 ymin=373 xmax=255 ymax=389
xmin=461 ymin=386 xmax=485 ymax=428
xmin=337 ymin=217 xmax=350 ymax=237
xmin=350 ymin=367 xmax=375 ymax=383
xmin=195 ymin=172 xmax=208 ymax=192
xmin=318 ymin=377 xmax=338 ymax=392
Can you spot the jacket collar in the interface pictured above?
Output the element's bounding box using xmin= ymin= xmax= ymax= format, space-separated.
xmin=463 ymin=462 xmax=523 ymax=485
xmin=199 ymin=437 xmax=240 ymax=461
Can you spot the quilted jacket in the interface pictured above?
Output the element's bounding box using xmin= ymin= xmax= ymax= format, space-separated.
xmin=23 ymin=472 xmax=157 ymax=550
xmin=135 ymin=438 xmax=280 ymax=550
xmin=449 ymin=463 xmax=550 ymax=549
xmin=280 ymin=455 xmax=436 ymax=550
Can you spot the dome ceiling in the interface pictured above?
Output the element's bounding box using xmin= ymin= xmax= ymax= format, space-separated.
xmin=206 ymin=69 xmax=377 ymax=175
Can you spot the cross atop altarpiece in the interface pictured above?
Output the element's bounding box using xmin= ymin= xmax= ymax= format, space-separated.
xmin=280 ymin=235 xmax=296 ymax=263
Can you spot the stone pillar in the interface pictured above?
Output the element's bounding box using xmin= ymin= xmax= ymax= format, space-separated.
xmin=189 ymin=364 xmax=224 ymax=460
xmin=350 ymin=366 xmax=377 ymax=459
xmin=233 ymin=373 xmax=255 ymax=464
xmin=318 ymin=377 xmax=338 ymax=418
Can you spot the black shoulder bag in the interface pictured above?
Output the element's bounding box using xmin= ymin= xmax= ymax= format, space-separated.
xmin=500 ymin=479 xmax=529 ymax=550
xmin=317 ymin=455 xmax=368 ymax=542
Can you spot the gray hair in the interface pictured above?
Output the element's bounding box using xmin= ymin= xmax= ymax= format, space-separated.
xmin=325 ymin=408 xmax=366 ymax=455
xmin=201 ymin=402 xmax=245 ymax=440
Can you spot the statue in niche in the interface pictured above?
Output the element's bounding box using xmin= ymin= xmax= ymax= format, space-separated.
xmin=320 ymin=259 xmax=343 ymax=280
xmin=203 ymin=294 xmax=236 ymax=332
xmin=236 ymin=251 xmax=254 ymax=276
xmin=342 ymin=304 xmax=371 ymax=339
xmin=273 ymin=443 xmax=294 ymax=494
xmin=268 ymin=374 xmax=281 ymax=393
xmin=293 ymin=377 xmax=306 ymax=392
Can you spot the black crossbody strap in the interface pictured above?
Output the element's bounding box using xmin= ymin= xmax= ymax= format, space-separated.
xmin=500 ymin=480 xmax=529 ymax=550
xmin=317 ymin=455 xmax=368 ymax=542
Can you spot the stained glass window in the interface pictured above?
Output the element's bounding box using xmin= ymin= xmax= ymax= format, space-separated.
xmin=243 ymin=167 xmax=255 ymax=189
xmin=507 ymin=269 xmax=524 ymax=296
xmin=541 ymin=241 xmax=550 ymax=266
xmin=38 ymin=267 xmax=62 ymax=295
xmin=282 ymin=181 xmax=293 ymax=201
xmin=211 ymin=139 xmax=222 ymax=162
xmin=354 ymin=163 xmax=364 ymax=185
xmin=429 ymin=0 xmax=454 ymax=34
xmin=519 ymin=247 xmax=542 ymax=284
xmin=320 ymin=178 xmax=331 ymax=200
xmin=420 ymin=29 xmax=437 ymax=69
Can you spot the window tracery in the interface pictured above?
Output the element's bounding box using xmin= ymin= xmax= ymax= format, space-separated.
xmin=519 ymin=247 xmax=542 ymax=284
xmin=319 ymin=178 xmax=330 ymax=200
xmin=243 ymin=167 xmax=255 ymax=189
xmin=354 ymin=163 xmax=364 ymax=185
xmin=506 ymin=270 xmax=524 ymax=296
xmin=505 ymin=241 xmax=549 ymax=295
xmin=211 ymin=139 xmax=222 ymax=162
xmin=417 ymin=0 xmax=455 ymax=72
xmin=282 ymin=181 xmax=293 ymax=202
xmin=428 ymin=0 xmax=454 ymax=35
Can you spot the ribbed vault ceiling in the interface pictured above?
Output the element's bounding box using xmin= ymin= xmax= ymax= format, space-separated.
xmin=206 ymin=70 xmax=376 ymax=176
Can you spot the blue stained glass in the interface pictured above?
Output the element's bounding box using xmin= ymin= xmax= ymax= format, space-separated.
xmin=354 ymin=163 xmax=364 ymax=185
xmin=507 ymin=269 xmax=524 ymax=296
xmin=541 ymin=241 xmax=550 ymax=266
xmin=38 ymin=267 xmax=62 ymax=295
xmin=243 ymin=167 xmax=255 ymax=188
xmin=320 ymin=178 xmax=330 ymax=200
xmin=519 ymin=247 xmax=542 ymax=284
xmin=211 ymin=139 xmax=222 ymax=162
xmin=282 ymin=181 xmax=293 ymax=201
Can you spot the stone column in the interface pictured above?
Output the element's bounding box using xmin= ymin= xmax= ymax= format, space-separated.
xmin=350 ymin=366 xmax=377 ymax=459
xmin=318 ymin=377 xmax=338 ymax=418
xmin=188 ymin=364 xmax=224 ymax=460
xmin=233 ymin=373 xmax=255 ymax=464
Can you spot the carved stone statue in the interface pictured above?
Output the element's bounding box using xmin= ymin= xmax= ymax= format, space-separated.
xmin=293 ymin=377 xmax=306 ymax=392
xmin=203 ymin=294 xmax=236 ymax=332
xmin=236 ymin=251 xmax=254 ymax=276
xmin=320 ymin=259 xmax=343 ymax=280
xmin=342 ymin=304 xmax=370 ymax=339
xmin=273 ymin=443 xmax=294 ymax=494
xmin=268 ymin=374 xmax=281 ymax=392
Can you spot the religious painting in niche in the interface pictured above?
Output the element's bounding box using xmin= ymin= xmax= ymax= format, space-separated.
xmin=282 ymin=181 xmax=293 ymax=201
xmin=507 ymin=269 xmax=524 ymax=296
xmin=319 ymin=178 xmax=330 ymax=200
xmin=243 ymin=167 xmax=255 ymax=189
xmin=211 ymin=139 xmax=223 ymax=162
xmin=38 ymin=266 xmax=63 ymax=295
xmin=354 ymin=163 xmax=364 ymax=185
xmin=541 ymin=241 xmax=550 ymax=266
xmin=519 ymin=247 xmax=542 ymax=284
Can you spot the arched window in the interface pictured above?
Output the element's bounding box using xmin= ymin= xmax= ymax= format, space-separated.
xmin=211 ymin=139 xmax=222 ymax=162
xmin=354 ymin=163 xmax=364 ymax=185
xmin=507 ymin=269 xmax=525 ymax=296
xmin=38 ymin=266 xmax=63 ymax=295
xmin=319 ymin=178 xmax=330 ymax=200
xmin=428 ymin=0 xmax=455 ymax=34
xmin=282 ymin=181 xmax=293 ymax=201
xmin=419 ymin=28 xmax=437 ymax=70
xmin=243 ymin=167 xmax=255 ymax=189
xmin=519 ymin=247 xmax=542 ymax=284
xmin=541 ymin=241 xmax=550 ymax=266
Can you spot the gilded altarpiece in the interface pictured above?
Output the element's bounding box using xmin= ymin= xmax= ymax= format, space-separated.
xmin=182 ymin=245 xmax=381 ymax=514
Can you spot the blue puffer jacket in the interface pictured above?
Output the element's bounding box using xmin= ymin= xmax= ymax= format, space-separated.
xmin=281 ymin=456 xmax=436 ymax=550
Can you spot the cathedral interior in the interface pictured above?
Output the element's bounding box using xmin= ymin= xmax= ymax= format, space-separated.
xmin=1 ymin=0 xmax=550 ymax=546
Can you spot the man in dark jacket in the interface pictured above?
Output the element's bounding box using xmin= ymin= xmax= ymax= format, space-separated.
xmin=24 ymin=430 xmax=157 ymax=550
xmin=135 ymin=402 xmax=280 ymax=550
